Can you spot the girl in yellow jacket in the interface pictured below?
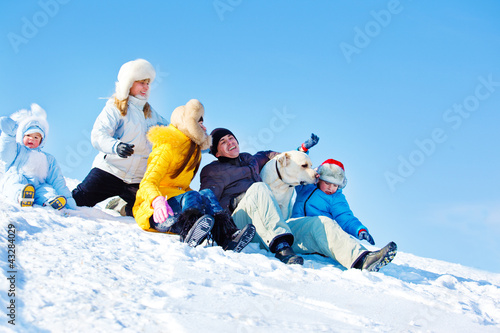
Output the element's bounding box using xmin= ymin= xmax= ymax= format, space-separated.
xmin=133 ymin=99 xmax=255 ymax=250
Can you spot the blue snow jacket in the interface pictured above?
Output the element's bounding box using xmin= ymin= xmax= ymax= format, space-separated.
xmin=0 ymin=114 xmax=76 ymax=209
xmin=291 ymin=184 xmax=367 ymax=237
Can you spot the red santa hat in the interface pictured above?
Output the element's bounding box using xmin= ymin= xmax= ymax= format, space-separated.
xmin=317 ymin=159 xmax=347 ymax=188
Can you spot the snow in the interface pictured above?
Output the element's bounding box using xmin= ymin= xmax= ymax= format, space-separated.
xmin=1 ymin=179 xmax=500 ymax=333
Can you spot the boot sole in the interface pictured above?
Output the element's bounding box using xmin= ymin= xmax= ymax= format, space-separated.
xmin=20 ymin=184 xmax=35 ymax=207
xmin=225 ymin=224 xmax=256 ymax=253
xmin=184 ymin=215 xmax=214 ymax=247
xmin=46 ymin=196 xmax=67 ymax=210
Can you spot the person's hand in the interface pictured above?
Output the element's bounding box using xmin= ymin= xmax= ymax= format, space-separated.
xmin=299 ymin=133 xmax=319 ymax=152
xmin=0 ymin=117 xmax=18 ymax=136
xmin=152 ymin=196 xmax=174 ymax=224
xmin=358 ymin=229 xmax=375 ymax=245
xmin=116 ymin=142 xmax=135 ymax=158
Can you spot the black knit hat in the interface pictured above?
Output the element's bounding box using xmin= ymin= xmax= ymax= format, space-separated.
xmin=210 ymin=128 xmax=237 ymax=156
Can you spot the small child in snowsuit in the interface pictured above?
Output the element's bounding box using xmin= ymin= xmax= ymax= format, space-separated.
xmin=291 ymin=159 xmax=397 ymax=271
xmin=0 ymin=104 xmax=76 ymax=210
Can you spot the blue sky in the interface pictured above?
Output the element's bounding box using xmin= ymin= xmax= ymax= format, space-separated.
xmin=1 ymin=1 xmax=499 ymax=273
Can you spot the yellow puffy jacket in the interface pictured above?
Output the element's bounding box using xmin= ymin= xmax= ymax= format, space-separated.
xmin=133 ymin=124 xmax=200 ymax=231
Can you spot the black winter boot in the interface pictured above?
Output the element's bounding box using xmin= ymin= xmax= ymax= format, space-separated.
xmin=223 ymin=224 xmax=256 ymax=253
xmin=274 ymin=242 xmax=304 ymax=265
xmin=353 ymin=241 xmax=397 ymax=272
xmin=211 ymin=211 xmax=255 ymax=252
xmin=178 ymin=209 xmax=214 ymax=247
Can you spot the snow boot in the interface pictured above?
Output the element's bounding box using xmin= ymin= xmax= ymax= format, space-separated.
xmin=44 ymin=196 xmax=67 ymax=210
xmin=105 ymin=196 xmax=127 ymax=216
xmin=354 ymin=241 xmax=397 ymax=272
xmin=275 ymin=245 xmax=304 ymax=265
xmin=178 ymin=209 xmax=214 ymax=247
xmin=223 ymin=224 xmax=256 ymax=253
xmin=19 ymin=184 xmax=35 ymax=207
xmin=211 ymin=211 xmax=255 ymax=252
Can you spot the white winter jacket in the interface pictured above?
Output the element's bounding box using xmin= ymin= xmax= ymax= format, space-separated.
xmin=91 ymin=96 xmax=168 ymax=183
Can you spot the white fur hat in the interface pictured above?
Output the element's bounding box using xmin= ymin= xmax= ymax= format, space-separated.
xmin=115 ymin=59 xmax=156 ymax=100
xmin=10 ymin=103 xmax=49 ymax=148
xmin=170 ymin=99 xmax=212 ymax=150
xmin=317 ymin=159 xmax=347 ymax=189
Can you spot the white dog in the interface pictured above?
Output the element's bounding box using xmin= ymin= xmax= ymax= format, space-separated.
xmin=260 ymin=150 xmax=318 ymax=219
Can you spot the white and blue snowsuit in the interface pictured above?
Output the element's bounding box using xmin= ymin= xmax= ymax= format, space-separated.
xmin=0 ymin=106 xmax=76 ymax=208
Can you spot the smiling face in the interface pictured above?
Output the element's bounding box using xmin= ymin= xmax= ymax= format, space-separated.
xmin=215 ymin=134 xmax=240 ymax=158
xmin=23 ymin=132 xmax=42 ymax=149
xmin=129 ymin=79 xmax=150 ymax=99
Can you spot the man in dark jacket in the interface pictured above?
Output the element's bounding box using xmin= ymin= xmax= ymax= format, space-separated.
xmin=199 ymin=128 xmax=319 ymax=265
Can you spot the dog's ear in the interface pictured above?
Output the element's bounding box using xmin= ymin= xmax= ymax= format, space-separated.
xmin=277 ymin=152 xmax=291 ymax=167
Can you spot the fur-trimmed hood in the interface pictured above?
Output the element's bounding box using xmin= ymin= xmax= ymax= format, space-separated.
xmin=10 ymin=103 xmax=49 ymax=148
xmin=169 ymin=99 xmax=211 ymax=150
xmin=147 ymin=123 xmax=189 ymax=147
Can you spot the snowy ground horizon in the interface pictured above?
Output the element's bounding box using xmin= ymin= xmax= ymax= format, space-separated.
xmin=1 ymin=180 xmax=499 ymax=332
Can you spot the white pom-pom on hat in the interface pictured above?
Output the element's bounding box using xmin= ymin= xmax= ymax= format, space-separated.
xmin=115 ymin=59 xmax=156 ymax=101
xmin=317 ymin=159 xmax=347 ymax=188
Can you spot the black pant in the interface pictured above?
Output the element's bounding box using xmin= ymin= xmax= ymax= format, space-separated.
xmin=72 ymin=168 xmax=139 ymax=216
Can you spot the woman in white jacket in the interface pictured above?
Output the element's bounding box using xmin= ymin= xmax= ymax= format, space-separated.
xmin=72 ymin=59 xmax=168 ymax=216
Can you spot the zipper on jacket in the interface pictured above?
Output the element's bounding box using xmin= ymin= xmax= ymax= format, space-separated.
xmin=303 ymin=187 xmax=318 ymax=216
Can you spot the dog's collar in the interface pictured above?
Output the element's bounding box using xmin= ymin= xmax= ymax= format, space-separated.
xmin=275 ymin=161 xmax=293 ymax=187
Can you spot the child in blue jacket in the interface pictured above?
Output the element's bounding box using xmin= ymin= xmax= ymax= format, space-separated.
xmin=0 ymin=104 xmax=76 ymax=210
xmin=291 ymin=159 xmax=397 ymax=271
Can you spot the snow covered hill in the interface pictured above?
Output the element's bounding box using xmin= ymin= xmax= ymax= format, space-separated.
xmin=1 ymin=181 xmax=499 ymax=333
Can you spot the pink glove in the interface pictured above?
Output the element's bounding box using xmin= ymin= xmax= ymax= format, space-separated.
xmin=152 ymin=196 xmax=174 ymax=224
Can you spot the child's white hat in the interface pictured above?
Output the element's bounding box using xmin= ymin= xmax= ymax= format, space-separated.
xmin=317 ymin=159 xmax=347 ymax=189
xmin=10 ymin=104 xmax=49 ymax=148
xmin=115 ymin=59 xmax=156 ymax=101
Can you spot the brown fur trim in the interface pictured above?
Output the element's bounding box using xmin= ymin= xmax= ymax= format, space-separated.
xmin=170 ymin=99 xmax=212 ymax=150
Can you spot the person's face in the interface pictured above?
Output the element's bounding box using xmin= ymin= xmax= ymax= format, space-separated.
xmin=199 ymin=120 xmax=207 ymax=133
xmin=23 ymin=133 xmax=42 ymax=149
xmin=129 ymin=79 xmax=150 ymax=98
xmin=215 ymin=134 xmax=240 ymax=158
xmin=318 ymin=179 xmax=339 ymax=195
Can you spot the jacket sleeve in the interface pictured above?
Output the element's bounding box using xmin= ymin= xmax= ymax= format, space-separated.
xmin=138 ymin=143 xmax=173 ymax=203
xmin=199 ymin=164 xmax=226 ymax=201
xmin=254 ymin=150 xmax=279 ymax=171
xmin=0 ymin=117 xmax=20 ymax=169
xmin=91 ymin=104 xmax=122 ymax=155
xmin=150 ymin=108 xmax=169 ymax=126
xmin=44 ymin=154 xmax=77 ymax=209
xmin=330 ymin=191 xmax=367 ymax=237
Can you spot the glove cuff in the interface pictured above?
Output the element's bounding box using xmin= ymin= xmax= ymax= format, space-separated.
xmin=301 ymin=143 xmax=308 ymax=152
xmin=358 ymin=229 xmax=367 ymax=236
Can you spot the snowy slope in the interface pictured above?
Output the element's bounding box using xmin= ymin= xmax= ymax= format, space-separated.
xmin=1 ymin=180 xmax=499 ymax=333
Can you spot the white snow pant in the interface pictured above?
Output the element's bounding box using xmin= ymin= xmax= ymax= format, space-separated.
xmin=286 ymin=216 xmax=368 ymax=268
xmin=231 ymin=182 xmax=294 ymax=252
xmin=3 ymin=178 xmax=59 ymax=207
